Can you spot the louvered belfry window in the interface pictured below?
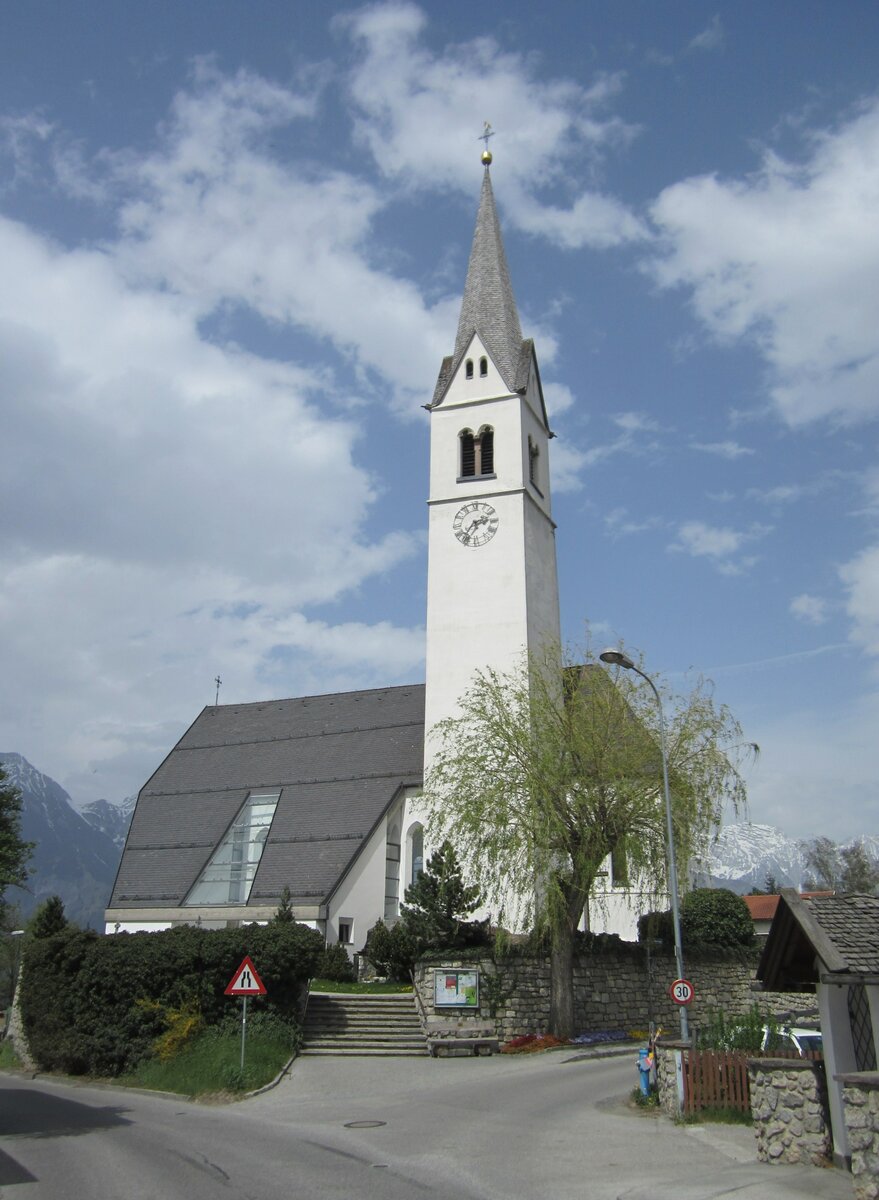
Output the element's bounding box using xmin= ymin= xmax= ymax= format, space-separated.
xmin=460 ymin=431 xmax=476 ymax=476
xmin=479 ymin=428 xmax=494 ymax=474
xmin=459 ymin=427 xmax=494 ymax=478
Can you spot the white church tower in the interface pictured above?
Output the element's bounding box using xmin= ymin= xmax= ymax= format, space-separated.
xmin=423 ymin=151 xmax=562 ymax=768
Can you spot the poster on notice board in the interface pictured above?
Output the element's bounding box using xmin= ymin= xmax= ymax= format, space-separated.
xmin=434 ymin=969 xmax=479 ymax=1007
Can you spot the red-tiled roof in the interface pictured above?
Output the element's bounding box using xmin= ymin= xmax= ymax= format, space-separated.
xmin=744 ymin=891 xmax=834 ymax=921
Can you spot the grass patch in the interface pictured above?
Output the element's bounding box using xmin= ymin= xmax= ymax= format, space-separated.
xmin=0 ymin=1039 xmax=22 ymax=1070
xmin=310 ymin=978 xmax=412 ymax=994
xmin=630 ymin=1086 xmax=659 ymax=1108
xmin=120 ymin=1017 xmax=298 ymax=1098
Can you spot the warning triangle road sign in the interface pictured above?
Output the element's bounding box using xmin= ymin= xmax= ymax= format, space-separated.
xmin=225 ymin=955 xmax=267 ymax=996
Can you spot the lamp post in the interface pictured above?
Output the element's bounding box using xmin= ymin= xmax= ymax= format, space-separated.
xmin=599 ymin=649 xmax=689 ymax=1041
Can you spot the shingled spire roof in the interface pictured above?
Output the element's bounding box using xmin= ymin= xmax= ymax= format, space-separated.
xmin=454 ymin=166 xmax=524 ymax=387
xmin=430 ymin=165 xmax=532 ymax=407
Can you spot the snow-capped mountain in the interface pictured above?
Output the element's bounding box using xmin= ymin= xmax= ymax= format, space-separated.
xmin=80 ymin=795 xmax=136 ymax=850
xmin=696 ymin=823 xmax=879 ymax=894
xmin=0 ymin=752 xmax=124 ymax=929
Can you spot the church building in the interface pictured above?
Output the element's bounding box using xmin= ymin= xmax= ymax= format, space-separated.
xmin=106 ymin=152 xmax=632 ymax=945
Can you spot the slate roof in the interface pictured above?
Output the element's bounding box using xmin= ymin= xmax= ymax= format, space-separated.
xmin=432 ymin=169 xmax=533 ymax=405
xmin=109 ymin=684 xmax=425 ymax=911
xmin=757 ymin=889 xmax=879 ymax=990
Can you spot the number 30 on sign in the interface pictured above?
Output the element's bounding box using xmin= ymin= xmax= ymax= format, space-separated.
xmin=669 ymin=978 xmax=695 ymax=1005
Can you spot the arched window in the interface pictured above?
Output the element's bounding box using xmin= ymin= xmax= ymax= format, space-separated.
xmin=459 ymin=427 xmax=494 ymax=478
xmin=479 ymin=356 xmax=488 ymax=377
xmin=479 ymin=426 xmax=494 ymax=475
xmin=407 ymin=823 xmax=424 ymax=886
xmin=460 ymin=430 xmax=476 ymax=477
xmin=465 ymin=359 xmax=474 ymax=379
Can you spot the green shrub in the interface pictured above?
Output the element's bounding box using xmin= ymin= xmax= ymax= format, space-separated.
xmin=19 ymin=920 xmax=322 ymax=1076
xmin=637 ymin=909 xmax=675 ymax=945
xmin=362 ymin=919 xmax=418 ymax=981
xmin=680 ymin=889 xmax=755 ymax=948
xmin=318 ymin=943 xmax=355 ymax=982
xmin=697 ymin=1003 xmax=776 ymax=1052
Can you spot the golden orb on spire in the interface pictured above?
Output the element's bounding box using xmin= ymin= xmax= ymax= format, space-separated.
xmin=478 ymin=121 xmax=494 ymax=166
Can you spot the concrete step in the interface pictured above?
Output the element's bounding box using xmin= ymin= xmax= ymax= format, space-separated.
xmin=300 ymin=1046 xmax=428 ymax=1057
xmin=302 ymin=990 xmax=426 ymax=1058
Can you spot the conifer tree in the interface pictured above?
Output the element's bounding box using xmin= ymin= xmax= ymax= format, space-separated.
xmin=400 ymin=840 xmax=481 ymax=947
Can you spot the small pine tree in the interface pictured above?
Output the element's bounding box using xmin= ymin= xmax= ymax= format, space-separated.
xmin=28 ymin=895 xmax=68 ymax=938
xmin=400 ymin=840 xmax=481 ymax=948
xmin=272 ymin=885 xmax=295 ymax=923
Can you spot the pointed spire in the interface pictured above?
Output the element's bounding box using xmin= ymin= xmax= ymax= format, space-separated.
xmin=453 ymin=166 xmax=524 ymax=391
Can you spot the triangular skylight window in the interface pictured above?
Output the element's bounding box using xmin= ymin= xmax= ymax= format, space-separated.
xmin=185 ymin=791 xmax=280 ymax=906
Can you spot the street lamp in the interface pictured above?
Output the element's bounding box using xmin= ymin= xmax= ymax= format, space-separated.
xmin=599 ymin=649 xmax=690 ymax=1041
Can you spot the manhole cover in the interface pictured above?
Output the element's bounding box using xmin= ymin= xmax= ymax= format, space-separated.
xmin=344 ymin=1120 xmax=387 ymax=1129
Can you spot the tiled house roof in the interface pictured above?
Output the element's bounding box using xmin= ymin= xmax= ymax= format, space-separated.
xmin=757 ymin=889 xmax=879 ymax=990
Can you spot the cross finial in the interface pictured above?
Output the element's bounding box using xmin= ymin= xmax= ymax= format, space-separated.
xmin=478 ymin=121 xmax=494 ymax=165
xmin=214 ymin=675 xmax=222 ymax=705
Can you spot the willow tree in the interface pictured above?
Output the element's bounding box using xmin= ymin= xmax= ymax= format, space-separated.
xmin=423 ymin=648 xmax=755 ymax=1038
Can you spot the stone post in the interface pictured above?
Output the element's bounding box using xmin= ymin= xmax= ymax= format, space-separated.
xmin=748 ymin=1058 xmax=832 ymax=1167
xmin=838 ymin=1072 xmax=879 ymax=1200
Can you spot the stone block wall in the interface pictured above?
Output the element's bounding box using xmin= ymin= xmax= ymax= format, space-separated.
xmin=840 ymin=1073 xmax=879 ymax=1200
xmin=748 ymin=1059 xmax=832 ymax=1167
xmin=414 ymin=947 xmax=814 ymax=1043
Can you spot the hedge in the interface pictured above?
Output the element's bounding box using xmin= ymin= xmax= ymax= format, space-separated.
xmin=19 ymin=921 xmax=323 ymax=1076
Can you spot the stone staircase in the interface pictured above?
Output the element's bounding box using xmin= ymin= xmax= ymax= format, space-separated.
xmin=301 ymin=991 xmax=427 ymax=1057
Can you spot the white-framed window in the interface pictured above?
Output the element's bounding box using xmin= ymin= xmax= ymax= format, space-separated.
xmin=338 ymin=919 xmax=353 ymax=944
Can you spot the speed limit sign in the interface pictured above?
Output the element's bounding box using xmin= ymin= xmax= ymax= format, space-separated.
xmin=669 ymin=978 xmax=695 ymax=1005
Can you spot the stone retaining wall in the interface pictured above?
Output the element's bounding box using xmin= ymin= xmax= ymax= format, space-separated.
xmin=748 ymin=1058 xmax=832 ymax=1167
xmin=414 ymin=947 xmax=815 ymax=1043
xmin=840 ymin=1072 xmax=879 ymax=1200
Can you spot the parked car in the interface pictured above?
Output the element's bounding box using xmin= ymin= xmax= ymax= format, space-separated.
xmin=762 ymin=1025 xmax=823 ymax=1056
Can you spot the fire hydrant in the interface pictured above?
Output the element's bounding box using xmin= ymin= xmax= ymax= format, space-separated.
xmin=637 ymin=1047 xmax=654 ymax=1097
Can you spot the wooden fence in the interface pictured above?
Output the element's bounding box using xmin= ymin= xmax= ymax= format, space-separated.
xmin=683 ymin=1049 xmax=822 ymax=1114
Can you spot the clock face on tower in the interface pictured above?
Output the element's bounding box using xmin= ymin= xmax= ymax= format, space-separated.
xmin=453 ymin=501 xmax=499 ymax=548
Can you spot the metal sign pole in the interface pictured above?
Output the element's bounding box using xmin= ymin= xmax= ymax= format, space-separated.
xmin=240 ymin=995 xmax=247 ymax=1073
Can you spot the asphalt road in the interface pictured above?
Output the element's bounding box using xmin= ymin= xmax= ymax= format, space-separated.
xmin=0 ymin=1051 xmax=853 ymax=1200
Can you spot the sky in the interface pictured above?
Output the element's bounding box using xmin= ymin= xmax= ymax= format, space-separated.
xmin=1 ymin=1 xmax=878 ymax=842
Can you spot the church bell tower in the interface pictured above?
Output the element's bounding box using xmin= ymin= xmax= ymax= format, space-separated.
xmin=423 ymin=151 xmax=562 ymax=768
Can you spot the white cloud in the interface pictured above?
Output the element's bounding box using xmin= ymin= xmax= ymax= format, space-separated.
xmin=604 ymin=507 xmax=662 ymax=538
xmin=687 ymin=15 xmax=724 ymax=54
xmin=648 ymin=96 xmax=879 ymax=426
xmin=670 ymin=520 xmax=770 ymax=573
xmin=340 ymin=2 xmax=648 ymax=250
xmin=840 ymin=544 xmax=879 ymax=657
xmin=548 ymin=438 xmax=588 ymax=493
xmin=743 ymin=689 xmax=879 ymax=840
xmin=0 ymin=60 xmax=446 ymax=804
xmin=790 ymin=593 xmax=829 ymax=625
xmin=543 ymin=380 xmax=576 ymax=418
xmin=690 ymin=440 xmax=754 ymax=459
